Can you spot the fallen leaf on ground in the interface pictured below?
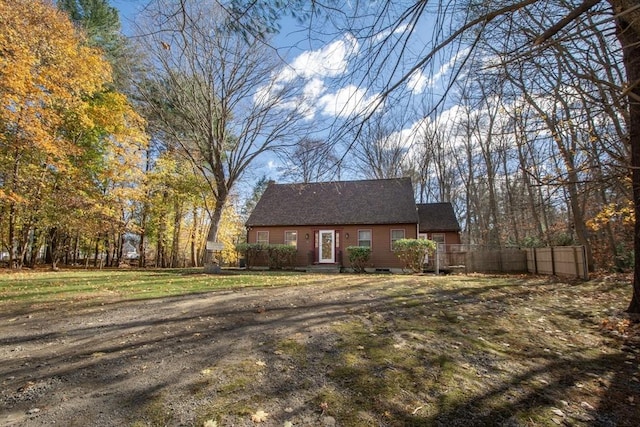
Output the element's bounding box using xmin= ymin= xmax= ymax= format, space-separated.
xmin=251 ymin=410 xmax=269 ymax=423
xmin=580 ymin=401 xmax=595 ymax=410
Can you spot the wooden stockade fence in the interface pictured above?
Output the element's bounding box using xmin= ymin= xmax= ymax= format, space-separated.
xmin=464 ymin=247 xmax=528 ymax=274
xmin=436 ymin=245 xmax=588 ymax=279
xmin=525 ymin=246 xmax=589 ymax=280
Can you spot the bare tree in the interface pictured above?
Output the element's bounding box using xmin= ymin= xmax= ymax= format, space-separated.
xmin=350 ymin=112 xmax=411 ymax=179
xmin=134 ymin=0 xmax=307 ymax=270
xmin=277 ymin=138 xmax=339 ymax=183
xmin=223 ymin=0 xmax=640 ymax=311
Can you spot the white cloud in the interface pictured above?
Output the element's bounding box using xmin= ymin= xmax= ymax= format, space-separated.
xmin=408 ymin=48 xmax=471 ymax=94
xmin=384 ymin=116 xmax=434 ymax=150
xmin=318 ymin=85 xmax=382 ymax=118
xmin=254 ymin=34 xmax=361 ymax=118
xmin=303 ymin=78 xmax=326 ymax=99
xmin=407 ymin=69 xmax=428 ymax=95
xmin=253 ymin=82 xmax=281 ymax=107
xmin=278 ymin=34 xmax=359 ymax=82
xmin=431 ymin=48 xmax=470 ymax=86
xmin=372 ymin=23 xmax=409 ymax=42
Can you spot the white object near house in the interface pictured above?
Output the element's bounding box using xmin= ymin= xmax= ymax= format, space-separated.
xmin=206 ymin=241 xmax=225 ymax=251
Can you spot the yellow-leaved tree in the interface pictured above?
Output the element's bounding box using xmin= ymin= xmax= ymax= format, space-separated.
xmin=0 ymin=0 xmax=147 ymax=268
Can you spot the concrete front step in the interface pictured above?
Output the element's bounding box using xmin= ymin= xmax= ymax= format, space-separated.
xmin=305 ymin=264 xmax=341 ymax=273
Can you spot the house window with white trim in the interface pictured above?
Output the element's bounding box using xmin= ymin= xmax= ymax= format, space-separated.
xmin=391 ymin=229 xmax=405 ymax=249
xmin=431 ymin=233 xmax=445 ymax=244
xmin=256 ymin=231 xmax=269 ymax=244
xmin=357 ymin=229 xmax=371 ymax=247
xmin=284 ymin=231 xmax=297 ymax=247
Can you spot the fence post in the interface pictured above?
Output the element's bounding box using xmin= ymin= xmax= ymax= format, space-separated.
xmin=582 ymin=246 xmax=589 ymax=280
xmin=550 ymin=246 xmax=556 ymax=275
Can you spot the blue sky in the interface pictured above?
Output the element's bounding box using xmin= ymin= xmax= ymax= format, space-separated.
xmin=112 ymin=1 xmax=457 ymax=122
xmin=111 ymin=1 xmax=466 ymax=186
xmin=112 ymin=0 xmax=146 ymax=34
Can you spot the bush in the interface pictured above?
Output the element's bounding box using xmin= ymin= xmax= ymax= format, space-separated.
xmin=347 ymin=246 xmax=371 ymax=273
xmin=392 ymin=239 xmax=436 ymax=273
xmin=235 ymin=243 xmax=265 ymax=269
xmin=551 ymin=232 xmax=576 ymax=246
xmin=266 ymin=244 xmax=297 ymax=269
xmin=520 ymin=236 xmax=545 ymax=248
xmin=235 ymin=243 xmax=296 ymax=269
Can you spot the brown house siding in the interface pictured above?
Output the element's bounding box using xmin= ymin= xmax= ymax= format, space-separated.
xmin=247 ymin=226 xmax=315 ymax=266
xmin=344 ymin=224 xmax=418 ymax=270
xmin=421 ymin=231 xmax=461 ymax=245
xmin=247 ymin=224 xmax=417 ymax=270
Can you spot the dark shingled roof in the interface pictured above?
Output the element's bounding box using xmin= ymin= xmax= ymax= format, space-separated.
xmin=417 ymin=202 xmax=461 ymax=232
xmin=246 ymin=178 xmax=419 ymax=227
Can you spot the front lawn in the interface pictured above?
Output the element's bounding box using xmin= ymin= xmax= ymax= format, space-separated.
xmin=1 ymin=269 xmax=638 ymax=426
xmin=0 ymin=268 xmax=308 ymax=308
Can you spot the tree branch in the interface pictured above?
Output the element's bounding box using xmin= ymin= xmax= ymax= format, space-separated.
xmin=534 ymin=0 xmax=602 ymax=45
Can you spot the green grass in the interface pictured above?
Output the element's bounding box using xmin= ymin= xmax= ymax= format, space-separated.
xmin=1 ymin=269 xmax=637 ymax=426
xmin=0 ymin=268 xmax=313 ymax=309
xmin=131 ymin=393 xmax=174 ymax=427
xmin=194 ymin=359 xmax=268 ymax=426
xmin=310 ymin=275 xmax=637 ymax=426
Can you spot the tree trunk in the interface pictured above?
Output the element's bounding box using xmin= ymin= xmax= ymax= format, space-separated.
xmin=7 ymin=151 xmax=21 ymax=268
xmin=105 ymin=235 xmax=111 ymax=267
xmin=94 ymin=238 xmax=100 ymax=267
xmin=26 ymin=227 xmax=39 ymax=268
xmin=614 ymin=1 xmax=640 ymax=313
xmin=190 ymin=207 xmax=198 ymax=267
xmin=73 ymin=235 xmax=79 ymax=265
xmin=116 ymin=233 xmax=124 ymax=266
xmin=171 ymin=200 xmax=183 ymax=268
xmin=204 ymin=184 xmax=228 ymax=273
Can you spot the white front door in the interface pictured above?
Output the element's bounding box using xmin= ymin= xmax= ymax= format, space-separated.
xmin=319 ymin=230 xmax=335 ymax=263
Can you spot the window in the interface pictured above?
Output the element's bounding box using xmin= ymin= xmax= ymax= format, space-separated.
xmin=256 ymin=231 xmax=269 ymax=244
xmin=357 ymin=229 xmax=371 ymax=247
xmin=284 ymin=231 xmax=297 ymax=247
xmin=431 ymin=233 xmax=445 ymax=244
xmin=391 ymin=229 xmax=405 ymax=249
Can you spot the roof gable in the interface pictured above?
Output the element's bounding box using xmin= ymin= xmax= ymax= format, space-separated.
xmin=417 ymin=202 xmax=461 ymax=232
xmin=246 ymin=178 xmax=419 ymax=227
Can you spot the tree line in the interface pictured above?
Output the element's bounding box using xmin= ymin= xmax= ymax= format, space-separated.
xmin=1 ymin=0 xmax=639 ymax=313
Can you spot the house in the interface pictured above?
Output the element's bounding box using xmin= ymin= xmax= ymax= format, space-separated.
xmin=122 ymin=241 xmax=139 ymax=259
xmin=417 ymin=202 xmax=461 ymax=246
xmin=245 ymin=177 xmax=461 ymax=272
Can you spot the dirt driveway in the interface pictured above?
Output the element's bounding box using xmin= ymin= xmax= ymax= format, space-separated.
xmin=1 ymin=278 xmax=390 ymax=426
xmin=1 ymin=274 xmax=639 ymax=426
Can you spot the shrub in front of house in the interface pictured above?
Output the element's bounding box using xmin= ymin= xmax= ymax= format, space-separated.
xmin=266 ymin=244 xmax=297 ymax=269
xmin=235 ymin=243 xmax=296 ymax=269
xmin=236 ymin=243 xmax=265 ymax=269
xmin=392 ymin=238 xmax=436 ymax=273
xmin=347 ymin=246 xmax=372 ymax=273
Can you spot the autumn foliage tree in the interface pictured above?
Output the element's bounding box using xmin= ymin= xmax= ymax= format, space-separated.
xmin=134 ymin=0 xmax=308 ymax=271
xmin=0 ymin=0 xmax=146 ymax=268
